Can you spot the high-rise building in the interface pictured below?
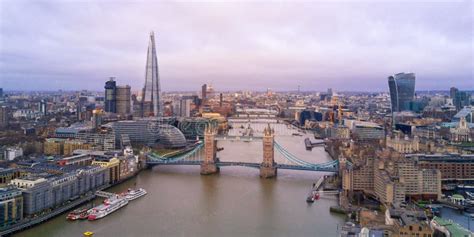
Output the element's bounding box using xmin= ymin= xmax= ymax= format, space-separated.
xmin=179 ymin=97 xmax=192 ymax=117
xmin=450 ymin=87 xmax=471 ymax=111
xmin=104 ymin=78 xmax=131 ymax=116
xmin=142 ymin=31 xmax=161 ymax=117
xmin=219 ymin=93 xmax=223 ymax=107
xmin=201 ymin=84 xmax=208 ymax=104
xmin=39 ymin=99 xmax=47 ymax=115
xmin=0 ymin=106 xmax=9 ymax=128
xmin=450 ymin=87 xmax=459 ymax=100
xmin=388 ymin=72 xmax=416 ymax=112
xmin=104 ymin=78 xmax=117 ymax=113
xmin=116 ymin=85 xmax=131 ymax=115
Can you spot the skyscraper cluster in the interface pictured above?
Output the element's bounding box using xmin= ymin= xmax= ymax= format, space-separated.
xmin=450 ymin=87 xmax=471 ymax=111
xmin=104 ymin=77 xmax=131 ymax=116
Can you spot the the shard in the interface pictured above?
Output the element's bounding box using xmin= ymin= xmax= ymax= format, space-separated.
xmin=142 ymin=31 xmax=161 ymax=117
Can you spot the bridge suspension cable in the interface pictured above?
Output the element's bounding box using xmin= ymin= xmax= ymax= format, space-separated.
xmin=274 ymin=142 xmax=338 ymax=169
xmin=148 ymin=143 xmax=204 ymax=164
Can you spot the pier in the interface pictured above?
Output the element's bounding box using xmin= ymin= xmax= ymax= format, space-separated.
xmin=95 ymin=191 xmax=116 ymax=198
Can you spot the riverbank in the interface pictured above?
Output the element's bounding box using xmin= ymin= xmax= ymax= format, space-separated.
xmin=0 ymin=185 xmax=109 ymax=236
xmin=13 ymin=122 xmax=345 ymax=237
xmin=1 ymin=169 xmax=143 ymax=236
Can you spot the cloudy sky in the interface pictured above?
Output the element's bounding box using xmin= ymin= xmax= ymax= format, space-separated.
xmin=0 ymin=0 xmax=472 ymax=92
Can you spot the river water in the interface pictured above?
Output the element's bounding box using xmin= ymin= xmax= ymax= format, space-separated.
xmin=14 ymin=121 xmax=346 ymax=237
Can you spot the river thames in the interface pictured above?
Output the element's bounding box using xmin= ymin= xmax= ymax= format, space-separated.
xmin=14 ymin=122 xmax=346 ymax=237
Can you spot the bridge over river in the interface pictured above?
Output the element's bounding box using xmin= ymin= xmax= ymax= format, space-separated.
xmin=147 ymin=122 xmax=350 ymax=176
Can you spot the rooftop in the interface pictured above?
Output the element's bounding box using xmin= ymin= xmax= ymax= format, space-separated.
xmin=433 ymin=216 xmax=472 ymax=237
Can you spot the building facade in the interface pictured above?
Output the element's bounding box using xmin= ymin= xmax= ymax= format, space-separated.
xmin=104 ymin=78 xmax=117 ymax=113
xmin=116 ymin=85 xmax=131 ymax=115
xmin=386 ymin=135 xmax=420 ymax=154
xmin=11 ymin=166 xmax=108 ymax=216
xmin=0 ymin=186 xmax=23 ymax=228
xmin=388 ymin=73 xmax=416 ymax=112
xmin=142 ymin=31 xmax=161 ymax=117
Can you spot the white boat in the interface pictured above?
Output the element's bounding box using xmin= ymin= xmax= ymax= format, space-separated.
xmin=88 ymin=195 xmax=128 ymax=220
xmin=124 ymin=188 xmax=147 ymax=201
xmin=457 ymin=184 xmax=474 ymax=190
xmin=466 ymin=191 xmax=474 ymax=199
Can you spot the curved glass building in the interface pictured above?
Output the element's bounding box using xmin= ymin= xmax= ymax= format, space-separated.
xmin=108 ymin=118 xmax=186 ymax=148
xmin=156 ymin=124 xmax=187 ymax=148
xmin=388 ymin=73 xmax=416 ymax=112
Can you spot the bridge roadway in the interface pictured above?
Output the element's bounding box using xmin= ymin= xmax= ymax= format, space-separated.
xmin=147 ymin=160 xmax=337 ymax=172
xmin=214 ymin=135 xmax=262 ymax=141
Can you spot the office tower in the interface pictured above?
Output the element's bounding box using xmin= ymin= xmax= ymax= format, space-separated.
xmin=92 ymin=109 xmax=103 ymax=129
xmin=39 ymin=100 xmax=47 ymax=115
xmin=327 ymin=88 xmax=333 ymax=97
xmin=116 ymin=85 xmax=131 ymax=115
xmin=450 ymin=87 xmax=471 ymax=111
xmin=104 ymin=78 xmax=117 ymax=113
xmin=0 ymin=88 xmax=3 ymax=99
xmin=0 ymin=106 xmax=8 ymax=128
xmin=142 ymin=31 xmax=161 ymax=117
xmin=388 ymin=72 xmax=416 ymax=112
xmin=219 ymin=93 xmax=223 ymax=107
xmin=180 ymin=98 xmax=192 ymax=117
xmin=450 ymin=87 xmax=459 ymax=100
xmin=201 ymin=84 xmax=207 ymax=103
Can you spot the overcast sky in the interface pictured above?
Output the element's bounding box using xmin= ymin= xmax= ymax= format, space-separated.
xmin=0 ymin=0 xmax=473 ymax=92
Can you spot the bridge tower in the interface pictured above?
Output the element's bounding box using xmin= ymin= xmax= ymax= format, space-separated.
xmin=201 ymin=125 xmax=219 ymax=175
xmin=260 ymin=124 xmax=277 ymax=178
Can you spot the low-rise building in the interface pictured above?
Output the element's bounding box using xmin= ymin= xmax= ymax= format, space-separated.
xmin=343 ymin=149 xmax=441 ymax=205
xmin=92 ymin=157 xmax=120 ymax=184
xmin=386 ymin=134 xmax=420 ymax=154
xmin=0 ymin=186 xmax=23 ymax=228
xmin=385 ymin=208 xmax=434 ymax=237
xmin=407 ymin=153 xmax=474 ymax=181
xmin=0 ymin=168 xmax=26 ymax=188
xmin=3 ymin=147 xmax=23 ymax=161
xmin=450 ymin=117 xmax=472 ymax=142
xmin=11 ymin=165 xmax=109 ymax=216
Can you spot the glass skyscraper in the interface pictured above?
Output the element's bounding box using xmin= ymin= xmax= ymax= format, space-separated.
xmin=142 ymin=31 xmax=161 ymax=117
xmin=104 ymin=78 xmax=117 ymax=113
xmin=388 ymin=72 xmax=416 ymax=112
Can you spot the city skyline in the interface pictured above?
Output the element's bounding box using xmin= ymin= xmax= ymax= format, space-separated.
xmin=1 ymin=1 xmax=473 ymax=91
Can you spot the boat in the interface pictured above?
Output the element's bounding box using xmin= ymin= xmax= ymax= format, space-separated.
xmin=88 ymin=195 xmax=129 ymax=220
xmin=465 ymin=199 xmax=474 ymax=206
xmin=67 ymin=207 xmax=89 ymax=221
xmin=466 ymin=191 xmax=474 ymax=199
xmin=124 ymin=188 xmax=147 ymax=201
xmin=442 ymin=184 xmax=456 ymax=191
xmin=457 ymin=184 xmax=474 ymax=190
xmin=306 ymin=191 xmax=320 ymax=203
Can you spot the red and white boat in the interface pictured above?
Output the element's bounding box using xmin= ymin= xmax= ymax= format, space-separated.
xmin=66 ymin=207 xmax=89 ymax=221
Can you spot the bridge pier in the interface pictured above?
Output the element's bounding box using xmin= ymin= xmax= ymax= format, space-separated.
xmin=260 ymin=124 xmax=277 ymax=178
xmin=260 ymin=165 xmax=277 ymax=178
xmin=201 ymin=125 xmax=219 ymax=175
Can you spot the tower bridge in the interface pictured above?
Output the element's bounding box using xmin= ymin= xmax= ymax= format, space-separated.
xmin=146 ymin=124 xmax=343 ymax=177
